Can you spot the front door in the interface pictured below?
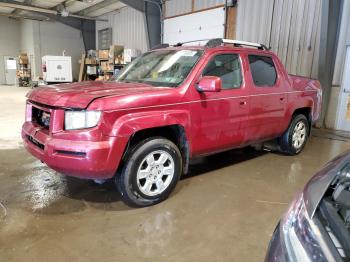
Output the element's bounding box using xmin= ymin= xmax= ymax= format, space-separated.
xmin=190 ymin=53 xmax=250 ymax=156
xmin=4 ymin=56 xmax=17 ymax=85
xmin=336 ymin=46 xmax=350 ymax=131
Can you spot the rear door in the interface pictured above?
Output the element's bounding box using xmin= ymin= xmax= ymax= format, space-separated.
xmin=190 ymin=52 xmax=250 ymax=155
xmin=246 ymin=54 xmax=287 ymax=142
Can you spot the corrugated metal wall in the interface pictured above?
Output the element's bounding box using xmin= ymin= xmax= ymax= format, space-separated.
xmin=325 ymin=1 xmax=350 ymax=128
xmin=194 ymin=0 xmax=225 ymax=10
xmin=165 ymin=0 xmax=192 ymax=17
xmin=236 ymin=0 xmax=322 ymax=78
xmin=164 ymin=0 xmax=225 ymax=17
xmin=96 ymin=7 xmax=148 ymax=52
xmin=163 ymin=0 xmax=321 ymax=78
xmin=94 ymin=0 xmax=322 ymax=79
xmin=332 ymin=0 xmax=350 ymax=86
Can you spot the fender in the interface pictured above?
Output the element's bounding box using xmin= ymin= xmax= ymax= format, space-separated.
xmin=283 ymin=94 xmax=315 ymax=131
xmin=287 ymin=97 xmax=314 ymax=117
xmin=109 ymin=109 xmax=192 ymax=146
xmin=102 ymin=110 xmax=192 ymax=178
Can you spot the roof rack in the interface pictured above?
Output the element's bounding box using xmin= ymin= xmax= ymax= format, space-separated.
xmin=205 ymin=38 xmax=270 ymax=50
xmin=155 ymin=38 xmax=270 ymax=50
xmin=151 ymin=43 xmax=170 ymax=50
xmin=173 ymin=39 xmax=212 ymax=47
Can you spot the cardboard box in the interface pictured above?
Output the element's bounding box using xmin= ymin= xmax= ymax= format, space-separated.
xmin=18 ymin=71 xmax=31 ymax=78
xmin=98 ymin=50 xmax=109 ymax=60
xmin=100 ymin=61 xmax=113 ymax=71
xmin=109 ymin=45 xmax=124 ymax=59
xmin=104 ymin=74 xmax=112 ymax=80
xmin=115 ymin=55 xmax=124 ymax=65
xmin=97 ymin=75 xmax=111 ymax=81
xmin=19 ymin=54 xmax=28 ymax=65
xmin=87 ymin=49 xmax=97 ymax=59
xmin=85 ymin=58 xmax=97 ymax=65
xmin=124 ymin=49 xmax=141 ymax=63
xmin=100 ymin=61 xmax=109 ymax=71
xmin=96 ymin=76 xmax=104 ymax=81
xmin=86 ymin=65 xmax=97 ymax=75
xmin=19 ymin=58 xmax=28 ymax=64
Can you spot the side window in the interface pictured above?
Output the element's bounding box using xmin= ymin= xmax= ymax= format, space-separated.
xmin=248 ymin=55 xmax=277 ymax=86
xmin=202 ymin=54 xmax=242 ymax=89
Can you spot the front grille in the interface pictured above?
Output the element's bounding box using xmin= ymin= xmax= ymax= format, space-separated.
xmin=32 ymin=107 xmax=51 ymax=129
xmin=26 ymin=135 xmax=45 ymax=150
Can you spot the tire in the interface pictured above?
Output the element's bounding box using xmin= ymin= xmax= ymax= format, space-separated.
xmin=279 ymin=114 xmax=309 ymax=155
xmin=116 ymin=137 xmax=182 ymax=207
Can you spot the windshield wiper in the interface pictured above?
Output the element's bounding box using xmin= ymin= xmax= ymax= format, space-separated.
xmin=118 ymin=79 xmax=158 ymax=86
xmin=119 ymin=79 xmax=142 ymax=84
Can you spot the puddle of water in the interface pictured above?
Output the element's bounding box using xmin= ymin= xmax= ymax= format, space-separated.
xmin=0 ymin=202 xmax=7 ymax=220
xmin=0 ymin=139 xmax=23 ymax=150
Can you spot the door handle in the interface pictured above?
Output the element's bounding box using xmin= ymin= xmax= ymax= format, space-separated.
xmin=239 ymin=101 xmax=247 ymax=107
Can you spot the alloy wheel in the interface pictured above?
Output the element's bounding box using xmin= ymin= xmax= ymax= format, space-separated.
xmin=136 ymin=150 xmax=175 ymax=197
xmin=292 ymin=121 xmax=306 ymax=150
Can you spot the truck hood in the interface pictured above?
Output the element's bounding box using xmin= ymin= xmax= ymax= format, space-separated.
xmin=27 ymin=81 xmax=170 ymax=108
xmin=303 ymin=149 xmax=350 ymax=218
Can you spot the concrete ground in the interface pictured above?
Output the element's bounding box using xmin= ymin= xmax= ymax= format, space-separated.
xmin=1 ymin=85 xmax=350 ymax=262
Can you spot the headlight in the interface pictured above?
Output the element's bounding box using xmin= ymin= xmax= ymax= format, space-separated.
xmin=65 ymin=110 xmax=101 ymax=130
xmin=281 ymin=193 xmax=325 ymax=261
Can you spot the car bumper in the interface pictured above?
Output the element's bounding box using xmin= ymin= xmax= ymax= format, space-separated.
xmin=265 ymin=223 xmax=287 ymax=262
xmin=22 ymin=121 xmax=127 ymax=179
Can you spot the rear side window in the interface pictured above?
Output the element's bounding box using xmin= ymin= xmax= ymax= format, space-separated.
xmin=202 ymin=54 xmax=242 ymax=89
xmin=248 ymin=55 xmax=277 ymax=86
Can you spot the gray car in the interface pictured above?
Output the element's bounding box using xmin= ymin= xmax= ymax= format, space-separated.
xmin=266 ymin=150 xmax=350 ymax=261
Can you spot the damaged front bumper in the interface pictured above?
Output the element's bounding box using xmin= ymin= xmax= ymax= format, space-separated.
xmin=22 ymin=121 xmax=126 ymax=179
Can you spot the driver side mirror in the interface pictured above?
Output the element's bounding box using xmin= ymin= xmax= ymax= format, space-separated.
xmin=197 ymin=76 xmax=222 ymax=92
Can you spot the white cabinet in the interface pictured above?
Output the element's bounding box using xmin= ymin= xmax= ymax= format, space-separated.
xmin=42 ymin=56 xmax=72 ymax=83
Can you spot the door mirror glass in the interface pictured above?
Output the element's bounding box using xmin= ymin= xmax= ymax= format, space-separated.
xmin=197 ymin=76 xmax=222 ymax=92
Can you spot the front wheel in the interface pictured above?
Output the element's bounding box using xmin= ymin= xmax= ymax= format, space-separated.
xmin=116 ymin=137 xmax=182 ymax=207
xmin=279 ymin=114 xmax=309 ymax=155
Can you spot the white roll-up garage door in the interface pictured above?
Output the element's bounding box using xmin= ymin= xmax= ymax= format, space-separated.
xmin=163 ymin=7 xmax=226 ymax=46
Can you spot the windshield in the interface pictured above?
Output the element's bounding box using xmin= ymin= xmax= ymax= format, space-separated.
xmin=115 ymin=49 xmax=202 ymax=87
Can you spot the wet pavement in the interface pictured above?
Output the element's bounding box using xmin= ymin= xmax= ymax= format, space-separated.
xmin=1 ymin=86 xmax=350 ymax=261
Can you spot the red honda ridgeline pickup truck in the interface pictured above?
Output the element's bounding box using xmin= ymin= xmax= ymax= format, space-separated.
xmin=22 ymin=39 xmax=322 ymax=207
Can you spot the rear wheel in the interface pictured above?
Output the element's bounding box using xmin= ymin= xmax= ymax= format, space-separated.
xmin=279 ymin=114 xmax=309 ymax=155
xmin=116 ymin=137 xmax=182 ymax=207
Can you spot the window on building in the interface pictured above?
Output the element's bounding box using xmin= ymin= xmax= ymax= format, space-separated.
xmin=248 ymin=55 xmax=277 ymax=86
xmin=202 ymin=54 xmax=242 ymax=89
